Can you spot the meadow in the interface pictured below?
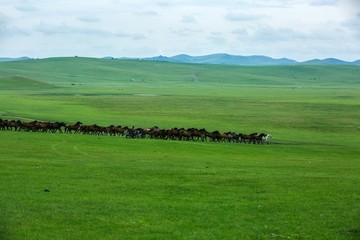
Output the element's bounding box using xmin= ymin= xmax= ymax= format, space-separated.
xmin=0 ymin=57 xmax=359 ymax=239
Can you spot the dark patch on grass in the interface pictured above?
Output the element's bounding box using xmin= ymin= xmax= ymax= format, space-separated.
xmin=336 ymin=95 xmax=355 ymax=99
xmin=271 ymin=140 xmax=342 ymax=147
xmin=339 ymin=228 xmax=360 ymax=239
xmin=0 ymin=214 xmax=9 ymax=240
xmin=0 ymin=75 xmax=54 ymax=89
xmin=30 ymin=93 xmax=167 ymax=97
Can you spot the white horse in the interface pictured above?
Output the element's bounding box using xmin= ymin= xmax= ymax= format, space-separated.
xmin=262 ymin=133 xmax=272 ymax=144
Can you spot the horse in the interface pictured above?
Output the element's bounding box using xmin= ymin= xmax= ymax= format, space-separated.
xmin=250 ymin=133 xmax=267 ymax=144
xmin=16 ymin=120 xmax=39 ymax=132
xmin=0 ymin=119 xmax=6 ymax=130
xmin=248 ymin=133 xmax=272 ymax=144
xmin=7 ymin=120 xmax=22 ymax=131
xmin=239 ymin=132 xmax=258 ymax=144
xmin=206 ymin=131 xmax=222 ymax=142
xmin=126 ymin=128 xmax=142 ymax=139
xmin=47 ymin=121 xmax=67 ymax=133
xmin=166 ymin=128 xmax=180 ymax=140
xmin=261 ymin=133 xmax=272 ymax=144
xmin=65 ymin=121 xmax=83 ymax=133
xmin=80 ymin=124 xmax=102 ymax=135
xmin=190 ymin=128 xmax=208 ymax=142
xmin=179 ymin=129 xmax=192 ymax=141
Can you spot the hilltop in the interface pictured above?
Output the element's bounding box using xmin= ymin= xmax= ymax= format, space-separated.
xmin=0 ymin=57 xmax=359 ymax=90
xmin=136 ymin=54 xmax=360 ymax=66
xmin=2 ymin=54 xmax=360 ymax=66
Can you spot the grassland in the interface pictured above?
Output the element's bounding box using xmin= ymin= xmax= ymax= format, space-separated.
xmin=0 ymin=57 xmax=359 ymax=239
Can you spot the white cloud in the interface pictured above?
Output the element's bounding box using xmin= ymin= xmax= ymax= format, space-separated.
xmin=309 ymin=0 xmax=339 ymax=6
xmin=252 ymin=25 xmax=307 ymax=42
xmin=135 ymin=10 xmax=158 ymax=16
xmin=181 ymin=15 xmax=197 ymax=24
xmin=116 ymin=31 xmax=146 ymax=40
xmin=225 ymin=11 xmax=267 ymax=21
xmin=342 ymin=16 xmax=360 ymax=39
xmin=77 ymin=15 xmax=101 ymax=23
xmin=170 ymin=27 xmax=202 ymax=37
xmin=0 ymin=12 xmax=9 ymax=29
xmin=15 ymin=4 xmax=38 ymax=12
xmin=207 ymin=32 xmax=227 ymax=44
xmin=0 ymin=0 xmax=359 ymax=61
xmin=232 ymin=28 xmax=249 ymax=36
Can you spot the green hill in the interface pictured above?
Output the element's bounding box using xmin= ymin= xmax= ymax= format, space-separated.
xmin=0 ymin=57 xmax=359 ymax=89
xmin=0 ymin=75 xmax=55 ymax=90
xmin=0 ymin=56 xmax=360 ymax=240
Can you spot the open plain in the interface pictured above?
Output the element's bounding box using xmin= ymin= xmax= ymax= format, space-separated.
xmin=0 ymin=57 xmax=359 ymax=239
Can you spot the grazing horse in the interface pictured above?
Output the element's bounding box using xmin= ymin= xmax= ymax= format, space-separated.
xmin=166 ymin=128 xmax=180 ymax=140
xmin=206 ymin=131 xmax=222 ymax=142
xmin=190 ymin=128 xmax=208 ymax=142
xmin=126 ymin=128 xmax=143 ymax=139
xmin=0 ymin=119 xmax=6 ymax=130
xmin=262 ymin=133 xmax=272 ymax=144
xmin=65 ymin=121 xmax=83 ymax=133
xmin=48 ymin=122 xmax=67 ymax=133
xmin=153 ymin=129 xmax=167 ymax=139
xmin=19 ymin=121 xmax=35 ymax=131
xmin=111 ymin=126 xmax=128 ymax=136
xmin=1 ymin=117 xmax=272 ymax=145
xmin=7 ymin=120 xmax=22 ymax=131
xmin=80 ymin=124 xmax=101 ymax=135
xmin=0 ymin=119 xmax=21 ymax=131
xmin=239 ymin=132 xmax=258 ymax=144
xmin=250 ymin=133 xmax=267 ymax=144
xmin=179 ymin=129 xmax=192 ymax=141
xmin=247 ymin=133 xmax=272 ymax=144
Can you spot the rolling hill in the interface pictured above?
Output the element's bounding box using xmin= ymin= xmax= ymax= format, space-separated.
xmin=2 ymin=54 xmax=359 ymax=66
xmin=0 ymin=57 xmax=359 ymax=92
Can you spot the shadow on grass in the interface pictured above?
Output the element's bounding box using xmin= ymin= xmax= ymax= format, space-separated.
xmin=271 ymin=140 xmax=342 ymax=147
xmin=339 ymin=229 xmax=360 ymax=240
xmin=0 ymin=221 xmax=8 ymax=240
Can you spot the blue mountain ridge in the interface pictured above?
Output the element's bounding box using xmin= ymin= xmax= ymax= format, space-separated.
xmin=0 ymin=56 xmax=32 ymax=62
xmin=141 ymin=54 xmax=360 ymax=66
xmin=1 ymin=55 xmax=359 ymax=66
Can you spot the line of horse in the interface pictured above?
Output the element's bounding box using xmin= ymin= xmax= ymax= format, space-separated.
xmin=0 ymin=118 xmax=272 ymax=144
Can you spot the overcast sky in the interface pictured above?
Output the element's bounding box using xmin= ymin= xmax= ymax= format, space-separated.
xmin=1 ymin=0 xmax=359 ymax=61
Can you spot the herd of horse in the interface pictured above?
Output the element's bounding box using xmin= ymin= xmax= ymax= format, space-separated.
xmin=0 ymin=118 xmax=272 ymax=144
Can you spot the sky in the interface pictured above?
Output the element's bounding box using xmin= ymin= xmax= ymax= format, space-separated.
xmin=0 ymin=0 xmax=359 ymax=61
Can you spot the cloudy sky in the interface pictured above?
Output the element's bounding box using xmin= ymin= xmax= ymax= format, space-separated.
xmin=1 ymin=0 xmax=359 ymax=61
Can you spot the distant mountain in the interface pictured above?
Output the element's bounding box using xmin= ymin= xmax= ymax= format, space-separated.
xmin=352 ymin=59 xmax=360 ymax=65
xmin=3 ymin=55 xmax=357 ymax=66
xmin=301 ymin=58 xmax=352 ymax=65
xmin=0 ymin=57 xmax=32 ymax=62
xmin=137 ymin=54 xmax=359 ymax=66
xmin=143 ymin=53 xmax=298 ymax=66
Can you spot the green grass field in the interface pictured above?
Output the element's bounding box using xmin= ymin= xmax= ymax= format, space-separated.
xmin=0 ymin=57 xmax=359 ymax=239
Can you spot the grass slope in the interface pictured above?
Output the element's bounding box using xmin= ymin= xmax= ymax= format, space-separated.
xmin=0 ymin=57 xmax=359 ymax=239
xmin=1 ymin=132 xmax=359 ymax=240
xmin=0 ymin=57 xmax=359 ymax=87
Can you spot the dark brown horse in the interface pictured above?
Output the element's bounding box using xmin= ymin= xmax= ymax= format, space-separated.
xmin=0 ymin=119 xmax=6 ymax=130
xmin=206 ymin=131 xmax=222 ymax=142
xmin=7 ymin=120 xmax=22 ymax=131
xmin=190 ymin=128 xmax=208 ymax=142
xmin=239 ymin=133 xmax=258 ymax=144
xmin=48 ymin=122 xmax=67 ymax=133
xmin=65 ymin=121 xmax=83 ymax=133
